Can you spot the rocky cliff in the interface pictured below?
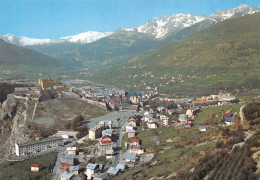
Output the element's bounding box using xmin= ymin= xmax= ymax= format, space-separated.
xmin=0 ymin=94 xmax=30 ymax=161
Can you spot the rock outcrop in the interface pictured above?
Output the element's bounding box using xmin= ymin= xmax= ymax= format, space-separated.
xmin=0 ymin=94 xmax=30 ymax=161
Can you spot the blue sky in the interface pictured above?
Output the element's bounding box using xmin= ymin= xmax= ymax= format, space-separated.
xmin=0 ymin=0 xmax=259 ymax=39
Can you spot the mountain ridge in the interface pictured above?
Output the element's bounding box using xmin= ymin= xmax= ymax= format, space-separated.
xmin=90 ymin=12 xmax=260 ymax=96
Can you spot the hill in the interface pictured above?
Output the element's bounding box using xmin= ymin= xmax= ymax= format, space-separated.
xmin=0 ymin=39 xmax=75 ymax=82
xmin=90 ymin=13 xmax=260 ymax=97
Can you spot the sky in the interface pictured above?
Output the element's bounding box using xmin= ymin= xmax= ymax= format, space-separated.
xmin=0 ymin=0 xmax=259 ymax=39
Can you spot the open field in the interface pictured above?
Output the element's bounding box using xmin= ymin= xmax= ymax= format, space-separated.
xmin=0 ymin=152 xmax=57 ymax=180
xmin=194 ymin=103 xmax=245 ymax=125
xmin=26 ymin=98 xmax=108 ymax=129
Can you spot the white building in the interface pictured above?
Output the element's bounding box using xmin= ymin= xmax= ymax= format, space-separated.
xmin=160 ymin=115 xmax=172 ymax=126
xmin=179 ymin=114 xmax=188 ymax=123
xmin=15 ymin=137 xmax=63 ymax=156
xmin=67 ymin=147 xmax=76 ymax=156
xmin=85 ymin=163 xmax=100 ymax=180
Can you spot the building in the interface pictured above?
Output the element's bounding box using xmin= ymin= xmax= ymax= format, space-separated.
xmin=85 ymin=163 xmax=100 ymax=180
xmin=199 ymin=126 xmax=207 ymax=132
xmin=30 ymin=164 xmax=40 ymax=172
xmin=129 ymin=137 xmax=144 ymax=154
xmin=186 ymin=108 xmax=193 ymax=117
xmin=15 ymin=137 xmax=63 ymax=156
xmin=160 ymin=115 xmax=172 ymax=126
xmin=127 ymin=129 xmax=136 ymax=138
xmin=107 ymin=167 xmax=120 ymax=177
xmin=128 ymin=118 xmax=136 ymax=127
xmin=105 ymin=149 xmax=114 ymax=159
xmin=61 ymin=171 xmax=74 ymax=180
xmin=89 ymin=125 xmax=103 ymax=140
xmin=224 ymin=116 xmax=234 ymax=126
xmin=179 ymin=114 xmax=188 ymax=123
xmin=125 ymin=92 xmax=142 ymax=104
xmin=67 ymin=147 xmax=77 ymax=156
xmin=184 ymin=121 xmax=192 ymax=128
xmin=38 ymin=79 xmax=64 ymax=90
xmin=125 ymin=124 xmax=134 ymax=131
xmin=147 ymin=122 xmax=158 ymax=129
xmin=69 ymin=166 xmax=79 ymax=175
xmin=125 ymin=153 xmax=137 ymax=163
xmin=60 ymin=155 xmax=74 ymax=172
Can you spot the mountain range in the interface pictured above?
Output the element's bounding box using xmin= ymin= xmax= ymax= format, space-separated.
xmin=1 ymin=5 xmax=259 ymax=69
xmin=90 ymin=12 xmax=260 ymax=96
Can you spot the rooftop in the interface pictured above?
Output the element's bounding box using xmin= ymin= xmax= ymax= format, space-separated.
xmin=61 ymin=171 xmax=74 ymax=179
xmin=69 ymin=166 xmax=79 ymax=171
xmin=107 ymin=167 xmax=120 ymax=175
xmin=125 ymin=153 xmax=137 ymax=160
xmin=17 ymin=137 xmax=63 ymax=147
xmin=67 ymin=147 xmax=76 ymax=151
xmin=86 ymin=163 xmax=98 ymax=170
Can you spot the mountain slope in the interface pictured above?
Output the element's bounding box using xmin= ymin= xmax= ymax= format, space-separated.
xmin=0 ymin=38 xmax=64 ymax=67
xmin=90 ymin=13 xmax=260 ymax=96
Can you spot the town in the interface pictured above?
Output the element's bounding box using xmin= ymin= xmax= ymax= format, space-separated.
xmin=2 ymin=78 xmax=252 ymax=180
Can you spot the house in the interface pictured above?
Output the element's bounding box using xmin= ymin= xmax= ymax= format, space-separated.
xmin=125 ymin=124 xmax=134 ymax=131
xmin=85 ymin=163 xmax=100 ymax=180
xmin=67 ymin=147 xmax=77 ymax=156
xmin=101 ymin=135 xmax=112 ymax=145
xmin=184 ymin=121 xmax=192 ymax=128
xmin=116 ymin=164 xmax=125 ymax=171
xmin=60 ymin=155 xmax=74 ymax=172
xmin=125 ymin=92 xmax=142 ymax=104
xmin=127 ymin=129 xmax=136 ymax=138
xmin=160 ymin=115 xmax=172 ymax=126
xmin=128 ymin=118 xmax=136 ymax=127
xmin=179 ymin=114 xmax=188 ymax=123
xmin=69 ymin=166 xmax=79 ymax=175
xmin=61 ymin=171 xmax=74 ymax=180
xmin=147 ymin=122 xmax=158 ymax=129
xmin=199 ymin=126 xmax=207 ymax=132
xmin=30 ymin=164 xmax=40 ymax=172
xmin=223 ymin=113 xmax=233 ymax=118
xmin=125 ymin=153 xmax=137 ymax=163
xmin=105 ymin=149 xmax=114 ymax=159
xmin=129 ymin=137 xmax=144 ymax=154
xmin=186 ymin=108 xmax=193 ymax=117
xmin=224 ymin=116 xmax=234 ymax=126
xmin=107 ymin=167 xmax=120 ymax=177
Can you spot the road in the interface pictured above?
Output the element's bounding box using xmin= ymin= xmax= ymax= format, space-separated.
xmin=111 ymin=113 xmax=135 ymax=168
xmin=239 ymin=105 xmax=246 ymax=126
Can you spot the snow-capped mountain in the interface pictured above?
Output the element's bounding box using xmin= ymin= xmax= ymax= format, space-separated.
xmin=0 ymin=31 xmax=112 ymax=46
xmin=125 ymin=13 xmax=206 ymax=39
xmin=124 ymin=5 xmax=259 ymax=39
xmin=209 ymin=4 xmax=259 ymax=21
xmin=2 ymin=34 xmax=52 ymax=46
xmin=58 ymin=31 xmax=112 ymax=43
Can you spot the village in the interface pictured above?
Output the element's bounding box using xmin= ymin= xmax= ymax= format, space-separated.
xmin=7 ymin=79 xmax=243 ymax=180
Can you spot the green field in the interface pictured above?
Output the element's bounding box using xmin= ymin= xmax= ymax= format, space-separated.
xmin=194 ymin=103 xmax=245 ymax=125
xmin=0 ymin=152 xmax=57 ymax=180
